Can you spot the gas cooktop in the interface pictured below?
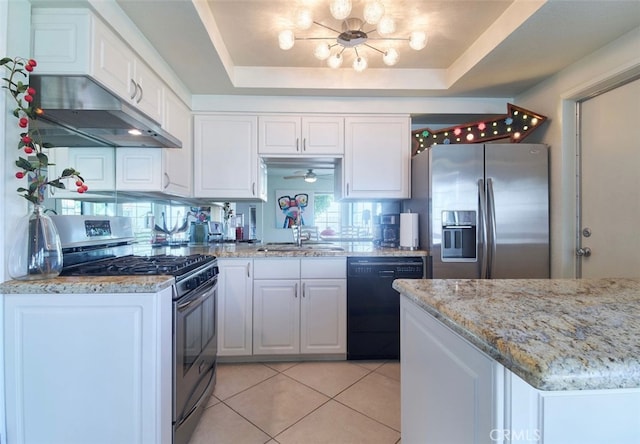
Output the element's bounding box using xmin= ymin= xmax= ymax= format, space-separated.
xmin=60 ymin=254 xmax=216 ymax=279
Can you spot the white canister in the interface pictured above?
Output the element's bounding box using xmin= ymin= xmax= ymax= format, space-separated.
xmin=399 ymin=213 xmax=419 ymax=250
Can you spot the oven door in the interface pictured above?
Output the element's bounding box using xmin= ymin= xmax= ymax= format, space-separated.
xmin=173 ymin=275 xmax=217 ymax=438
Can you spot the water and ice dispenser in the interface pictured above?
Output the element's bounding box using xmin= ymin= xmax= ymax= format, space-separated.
xmin=441 ymin=210 xmax=477 ymax=261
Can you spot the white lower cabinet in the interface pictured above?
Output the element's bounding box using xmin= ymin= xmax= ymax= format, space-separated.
xmin=217 ymin=259 xmax=254 ymax=356
xmin=252 ymin=257 xmax=346 ymax=356
xmin=401 ymin=295 xmax=500 ymax=444
xmin=401 ymin=296 xmax=640 ymax=444
xmin=253 ymin=277 xmax=300 ymax=355
xmin=4 ymin=288 xmax=173 ymax=444
xmin=299 ymin=278 xmax=347 ymax=354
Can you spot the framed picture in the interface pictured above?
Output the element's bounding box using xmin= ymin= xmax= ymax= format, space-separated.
xmin=275 ymin=190 xmax=315 ymax=229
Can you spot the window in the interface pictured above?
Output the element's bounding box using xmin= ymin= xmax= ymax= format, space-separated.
xmin=313 ymin=193 xmax=379 ymax=240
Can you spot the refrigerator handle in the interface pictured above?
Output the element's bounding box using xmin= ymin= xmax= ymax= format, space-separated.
xmin=478 ymin=179 xmax=489 ymax=279
xmin=486 ymin=178 xmax=497 ymax=279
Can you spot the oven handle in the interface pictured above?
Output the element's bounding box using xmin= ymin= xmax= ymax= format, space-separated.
xmin=177 ymin=277 xmax=217 ymax=312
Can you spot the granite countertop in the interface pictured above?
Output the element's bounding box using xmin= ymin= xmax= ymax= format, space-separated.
xmin=1 ymin=242 xmax=427 ymax=294
xmin=0 ymin=275 xmax=174 ymax=295
xmin=136 ymin=241 xmax=428 ymax=258
xmin=392 ymin=278 xmax=640 ymax=391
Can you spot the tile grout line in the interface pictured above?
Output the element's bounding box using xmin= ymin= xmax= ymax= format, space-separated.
xmin=271 ymin=363 xmax=401 ymax=440
xmin=210 ymin=361 xmax=400 ymax=442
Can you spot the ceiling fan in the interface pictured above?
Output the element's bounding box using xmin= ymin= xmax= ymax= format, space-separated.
xmin=283 ymin=169 xmax=331 ymax=183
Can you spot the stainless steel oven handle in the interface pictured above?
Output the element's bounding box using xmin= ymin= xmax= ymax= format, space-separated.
xmin=177 ymin=278 xmax=217 ymax=311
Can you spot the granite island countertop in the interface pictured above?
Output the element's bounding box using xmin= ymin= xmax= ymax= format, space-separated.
xmin=392 ymin=278 xmax=640 ymax=391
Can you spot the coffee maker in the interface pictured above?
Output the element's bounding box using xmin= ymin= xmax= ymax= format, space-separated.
xmin=373 ymin=213 xmax=400 ymax=248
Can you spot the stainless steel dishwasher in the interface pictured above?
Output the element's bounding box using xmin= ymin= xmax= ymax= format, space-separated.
xmin=347 ymin=256 xmax=425 ymax=360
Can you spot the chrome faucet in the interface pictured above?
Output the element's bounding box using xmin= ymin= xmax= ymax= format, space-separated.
xmin=293 ymin=212 xmax=303 ymax=247
xmin=292 ymin=212 xmax=309 ymax=247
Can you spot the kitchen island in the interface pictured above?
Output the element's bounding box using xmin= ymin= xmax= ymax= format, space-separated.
xmin=393 ymin=278 xmax=640 ymax=444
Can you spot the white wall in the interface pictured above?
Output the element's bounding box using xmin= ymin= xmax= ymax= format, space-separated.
xmin=515 ymin=26 xmax=640 ymax=278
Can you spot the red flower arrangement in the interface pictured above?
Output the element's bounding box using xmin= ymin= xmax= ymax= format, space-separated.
xmin=1 ymin=56 xmax=88 ymax=205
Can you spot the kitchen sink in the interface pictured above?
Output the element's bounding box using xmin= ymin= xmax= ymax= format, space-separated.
xmin=264 ymin=241 xmax=335 ymax=246
xmin=257 ymin=242 xmax=344 ymax=252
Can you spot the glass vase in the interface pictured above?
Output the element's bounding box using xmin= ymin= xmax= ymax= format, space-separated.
xmin=8 ymin=204 xmax=63 ymax=281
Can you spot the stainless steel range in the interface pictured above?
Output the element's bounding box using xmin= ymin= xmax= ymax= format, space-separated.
xmin=52 ymin=215 xmax=218 ymax=444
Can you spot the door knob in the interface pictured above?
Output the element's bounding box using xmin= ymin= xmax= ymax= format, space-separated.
xmin=576 ymin=247 xmax=592 ymax=257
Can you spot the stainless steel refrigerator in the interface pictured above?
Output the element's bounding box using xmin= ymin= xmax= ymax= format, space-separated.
xmin=404 ymin=143 xmax=549 ymax=279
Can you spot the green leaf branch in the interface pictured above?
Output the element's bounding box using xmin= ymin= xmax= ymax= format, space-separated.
xmin=2 ymin=56 xmax=88 ymax=205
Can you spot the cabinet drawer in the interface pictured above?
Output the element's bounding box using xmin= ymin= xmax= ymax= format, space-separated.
xmin=253 ymin=258 xmax=300 ymax=279
xmin=301 ymin=258 xmax=346 ymax=279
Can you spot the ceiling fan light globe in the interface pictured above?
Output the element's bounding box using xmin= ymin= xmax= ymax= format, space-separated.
xmin=383 ymin=48 xmax=399 ymax=66
xmin=304 ymin=176 xmax=318 ymax=183
xmin=353 ymin=56 xmax=368 ymax=72
xmin=409 ymin=31 xmax=428 ymax=50
xmin=314 ymin=43 xmax=331 ymax=60
xmin=330 ymin=0 xmax=352 ymax=20
xmin=296 ymin=8 xmax=314 ymax=30
xmin=377 ymin=16 xmax=396 ymax=35
xmin=278 ymin=30 xmax=295 ymax=50
xmin=328 ymin=53 xmax=343 ymax=69
xmin=363 ymin=1 xmax=385 ymax=25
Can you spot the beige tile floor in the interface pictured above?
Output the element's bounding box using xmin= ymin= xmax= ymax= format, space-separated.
xmin=189 ymin=360 xmax=401 ymax=444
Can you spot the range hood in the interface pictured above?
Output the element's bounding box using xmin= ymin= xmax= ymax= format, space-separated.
xmin=30 ymin=75 xmax=181 ymax=148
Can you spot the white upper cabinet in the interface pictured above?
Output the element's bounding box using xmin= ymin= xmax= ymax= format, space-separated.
xmin=46 ymin=147 xmax=115 ymax=198
xmin=32 ymin=8 xmax=166 ymax=127
xmin=162 ymin=91 xmax=192 ymax=197
xmin=342 ymin=116 xmax=411 ymax=199
xmin=115 ymin=148 xmax=163 ymax=192
xmin=258 ymin=115 xmax=344 ymax=156
xmin=193 ymin=114 xmax=266 ymax=201
xmin=92 ymin=19 xmax=164 ymax=125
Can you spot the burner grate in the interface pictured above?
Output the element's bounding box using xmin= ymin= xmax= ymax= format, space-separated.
xmin=61 ymin=254 xmax=216 ymax=278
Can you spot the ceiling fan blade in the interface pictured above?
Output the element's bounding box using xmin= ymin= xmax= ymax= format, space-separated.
xmin=283 ymin=175 xmax=304 ymax=179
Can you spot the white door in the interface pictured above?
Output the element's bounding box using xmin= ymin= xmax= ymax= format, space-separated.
xmin=578 ymin=78 xmax=640 ymax=277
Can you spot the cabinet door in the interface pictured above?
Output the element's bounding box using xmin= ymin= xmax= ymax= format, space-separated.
xmin=194 ymin=115 xmax=262 ymax=200
xmin=258 ymin=115 xmax=301 ymax=154
xmin=302 ymin=116 xmax=344 ymax=155
xmin=300 ymin=279 xmax=346 ymax=354
xmin=115 ymin=148 xmax=163 ymax=191
xmin=92 ymin=19 xmax=136 ymax=101
xmin=400 ymin=297 xmax=500 ymax=444
xmin=133 ymin=59 xmax=164 ymax=124
xmin=217 ymin=259 xmax=253 ymax=356
xmin=344 ymin=116 xmax=410 ymax=199
xmin=253 ymin=279 xmax=300 ymax=355
xmin=163 ymin=92 xmax=192 ymax=197
xmin=258 ymin=115 xmax=344 ymax=155
xmin=4 ymin=289 xmax=173 ymax=444
xmin=47 ymin=147 xmax=115 ymax=198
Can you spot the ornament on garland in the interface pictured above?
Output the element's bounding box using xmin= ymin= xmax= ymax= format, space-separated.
xmin=412 ymin=103 xmax=547 ymax=155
